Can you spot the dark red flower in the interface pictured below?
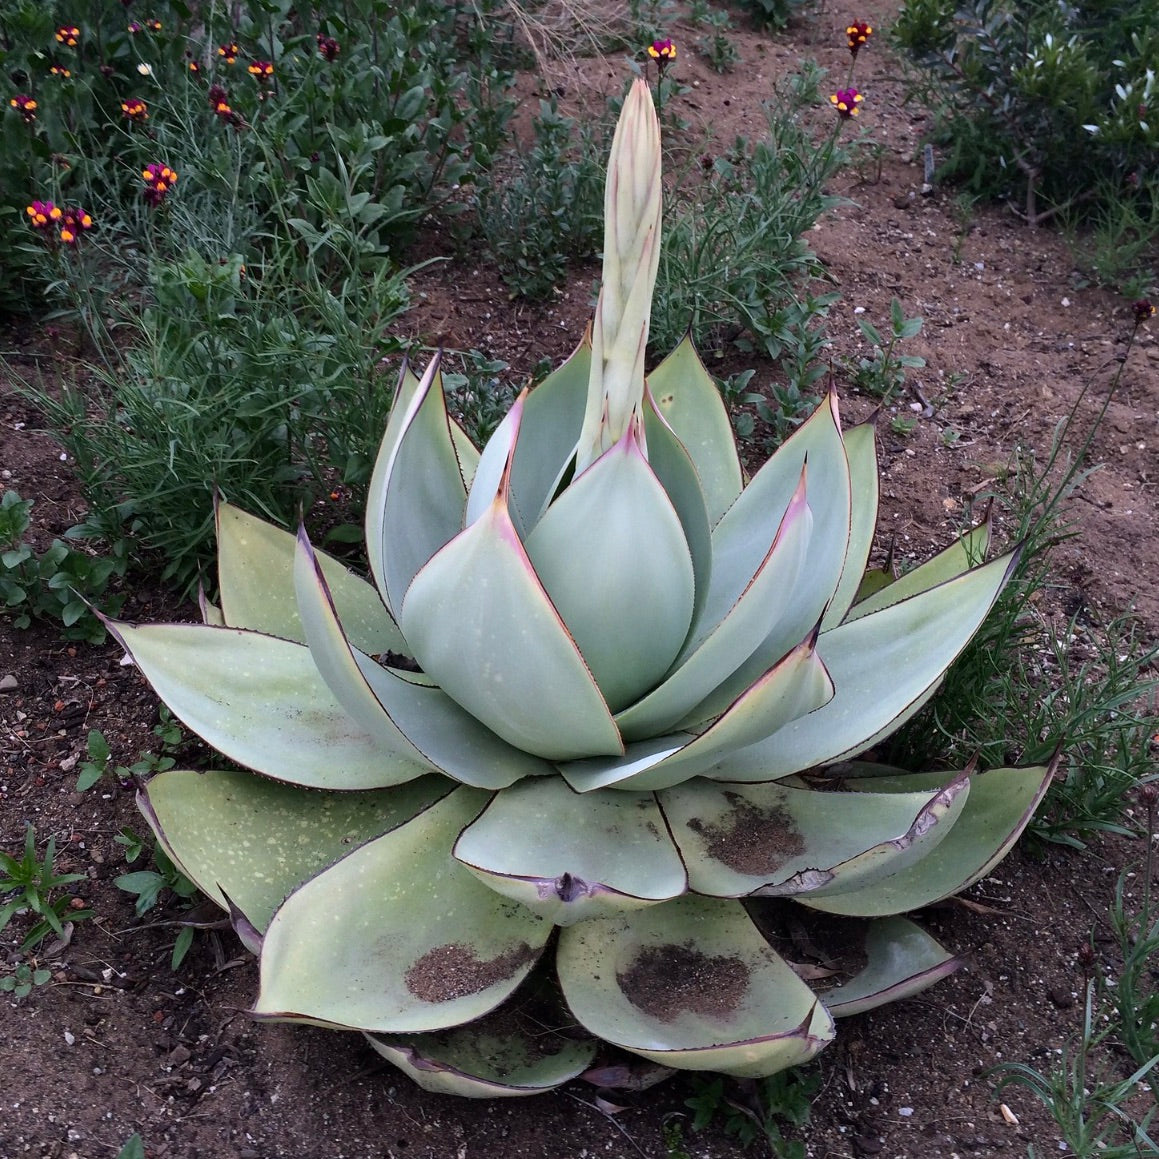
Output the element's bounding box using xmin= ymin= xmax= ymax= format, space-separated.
xmin=248 ymin=60 xmax=274 ymax=82
xmin=55 ymin=26 xmax=80 ymax=48
xmin=830 ymin=87 xmax=864 ymax=117
xmin=647 ymin=38 xmax=677 ymax=71
xmin=122 ymin=97 xmax=148 ymax=123
xmin=59 ymin=206 xmax=93 ymax=245
xmin=1133 ymin=299 xmax=1156 ymax=324
xmin=9 ymin=93 xmax=37 ymax=122
xmin=26 ymin=200 xmax=62 ymax=230
xmin=218 ymin=41 xmax=240 ymax=64
xmin=317 ymin=34 xmax=340 ymax=62
xmin=846 ymin=21 xmax=873 ymax=57
xmin=142 ymin=162 xmax=177 ymax=206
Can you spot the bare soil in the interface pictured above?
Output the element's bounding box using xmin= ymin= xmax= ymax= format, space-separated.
xmin=2 ymin=3 xmax=1157 ymax=1158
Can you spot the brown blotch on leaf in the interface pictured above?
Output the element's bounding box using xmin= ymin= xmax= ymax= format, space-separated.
xmin=617 ymin=942 xmax=749 ymax=1021
xmin=405 ymin=942 xmax=536 ymax=1003
xmin=686 ymin=792 xmax=805 ymax=875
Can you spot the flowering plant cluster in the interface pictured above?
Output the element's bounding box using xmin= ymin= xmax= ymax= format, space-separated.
xmin=55 ymin=26 xmax=80 ymax=48
xmin=25 ymin=200 xmax=92 ymax=246
xmin=142 ymin=163 xmax=177 ymax=206
xmin=317 ymin=34 xmax=340 ymax=62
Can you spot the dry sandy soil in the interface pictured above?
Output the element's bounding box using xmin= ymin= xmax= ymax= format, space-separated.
xmin=2 ymin=2 xmax=1157 ymax=1157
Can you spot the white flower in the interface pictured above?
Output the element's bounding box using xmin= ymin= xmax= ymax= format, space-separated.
xmin=137 ymin=63 xmax=153 ymax=76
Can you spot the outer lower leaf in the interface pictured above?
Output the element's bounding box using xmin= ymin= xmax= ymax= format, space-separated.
xmin=294 ymin=529 xmax=546 ymax=789
xmin=615 ymin=468 xmax=811 ymax=741
xmin=819 ymin=422 xmax=878 ymax=631
xmin=524 ymin=424 xmax=696 ymax=713
xmin=801 ymin=763 xmax=1054 ymax=916
xmin=138 ymin=768 xmax=450 ymax=932
xmin=557 ymin=894 xmax=834 ymax=1076
xmin=659 ymin=773 xmax=969 ymax=898
xmin=453 ymin=777 xmax=687 ymax=925
xmin=255 ymin=788 xmax=550 ymax=1032
xmin=821 ymin=916 xmax=962 ymax=1017
xmin=111 ymin=622 xmax=432 ymax=788
xmin=369 ymin=355 xmax=469 ymax=616
xmin=716 ymin=551 xmax=1019 ymax=781
xmin=364 ymin=1026 xmax=596 ymax=1097
xmin=400 ymin=486 xmax=623 ymax=762
xmin=843 ymin=515 xmax=993 ymax=623
xmin=562 ymin=634 xmax=833 ymax=792
xmin=647 ymin=334 xmax=743 ymax=526
xmin=216 ymin=501 xmax=405 ymax=655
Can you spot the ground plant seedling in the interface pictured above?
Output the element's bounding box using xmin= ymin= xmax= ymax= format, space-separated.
xmin=0 ymin=825 xmax=92 ymax=952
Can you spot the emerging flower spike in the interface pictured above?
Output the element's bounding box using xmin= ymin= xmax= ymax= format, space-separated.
xmin=26 ymin=200 xmax=62 ymax=230
xmin=9 ymin=94 xmax=37 ymax=123
xmin=218 ymin=42 xmax=240 ymax=64
xmin=55 ymin=26 xmax=80 ymax=48
xmin=575 ymin=77 xmax=662 ymax=474
xmin=317 ymin=34 xmax=340 ymax=62
xmin=122 ymin=97 xmax=148 ymax=123
xmin=142 ymin=163 xmax=177 ymax=206
xmin=830 ymin=87 xmax=864 ymax=117
xmin=248 ymin=60 xmax=274 ymax=82
xmin=846 ymin=21 xmax=873 ymax=56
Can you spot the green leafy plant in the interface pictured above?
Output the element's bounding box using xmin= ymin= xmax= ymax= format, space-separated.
xmin=850 ymin=298 xmax=926 ymax=403
xmin=115 ymin=1134 xmax=146 ymax=1159
xmin=115 ymin=843 xmax=200 ymax=969
xmin=0 ymin=490 xmax=127 ymax=642
xmin=0 ymin=961 xmax=52 ymax=1001
xmin=894 ymin=0 xmax=1159 ymax=233
xmin=693 ymin=9 xmax=740 ymax=74
xmin=685 ymin=1069 xmax=819 ymax=1157
xmin=110 ymin=77 xmax=1050 ymax=1097
xmin=76 ymin=709 xmax=183 ymax=792
xmin=474 ymin=98 xmax=608 ymax=300
xmin=0 ymin=826 xmax=92 ymax=952
xmin=651 ymin=68 xmax=849 ymax=362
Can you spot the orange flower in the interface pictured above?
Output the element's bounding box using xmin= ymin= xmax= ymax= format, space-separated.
xmin=647 ymin=38 xmax=677 ymax=68
xmin=218 ymin=42 xmax=240 ymax=64
xmin=26 ymin=200 xmax=62 ymax=230
xmin=59 ymin=207 xmax=93 ymax=245
xmin=55 ymin=26 xmax=80 ymax=48
xmin=122 ymin=97 xmax=149 ymax=123
xmin=248 ymin=60 xmax=274 ymax=81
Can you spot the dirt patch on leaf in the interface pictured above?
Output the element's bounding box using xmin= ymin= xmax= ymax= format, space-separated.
xmin=405 ymin=942 xmax=538 ymax=1002
xmin=686 ymin=792 xmax=806 ymax=875
xmin=617 ymin=943 xmax=749 ymax=1021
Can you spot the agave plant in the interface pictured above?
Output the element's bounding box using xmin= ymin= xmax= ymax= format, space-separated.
xmin=115 ymin=79 xmax=1052 ymax=1096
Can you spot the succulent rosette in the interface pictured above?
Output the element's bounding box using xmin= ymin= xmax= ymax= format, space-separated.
xmin=115 ymin=80 xmax=1052 ymax=1096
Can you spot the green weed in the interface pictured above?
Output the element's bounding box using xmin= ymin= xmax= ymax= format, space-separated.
xmin=0 ymin=825 xmax=92 ymax=952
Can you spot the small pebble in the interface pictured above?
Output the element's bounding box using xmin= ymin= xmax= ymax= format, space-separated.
xmin=0 ymin=674 xmax=17 ymax=693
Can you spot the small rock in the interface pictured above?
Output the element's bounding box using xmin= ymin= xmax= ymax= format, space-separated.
xmin=853 ymin=1137 xmax=884 ymax=1156
xmin=0 ymin=674 xmax=17 ymax=693
xmin=1049 ymin=985 xmax=1075 ymax=1008
xmin=167 ymin=1044 xmax=192 ymax=1066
